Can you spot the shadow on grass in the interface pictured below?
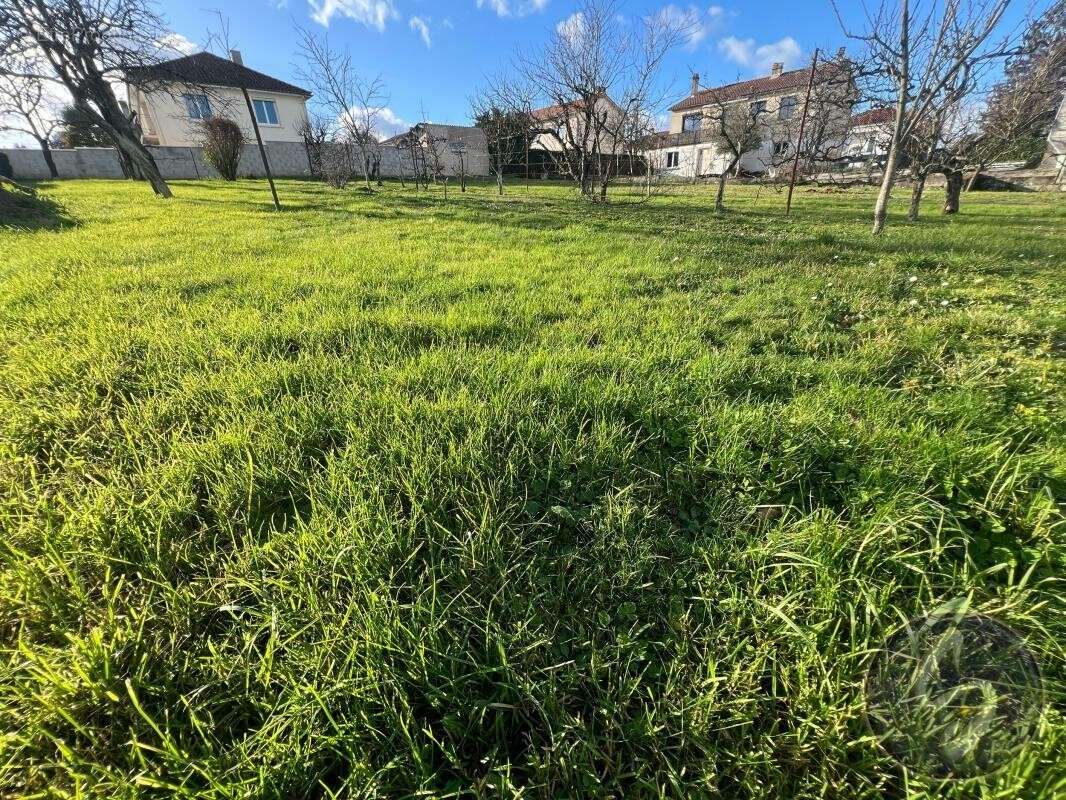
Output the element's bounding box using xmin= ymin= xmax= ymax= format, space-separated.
xmin=0 ymin=188 xmax=77 ymax=231
xmin=176 ymin=178 xmax=1065 ymax=274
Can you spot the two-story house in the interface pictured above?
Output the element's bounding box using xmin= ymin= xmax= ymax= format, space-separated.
xmin=124 ymin=51 xmax=311 ymax=148
xmin=647 ymin=55 xmax=853 ymax=179
xmin=529 ymin=94 xmax=628 ymax=155
xmin=842 ymin=107 xmax=894 ymax=166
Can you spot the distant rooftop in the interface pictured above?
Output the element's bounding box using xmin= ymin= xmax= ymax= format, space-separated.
xmin=850 ymin=107 xmax=894 ymax=127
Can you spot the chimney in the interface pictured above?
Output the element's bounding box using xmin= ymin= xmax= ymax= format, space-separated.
xmin=691 ymin=73 xmax=700 ymax=96
xmin=770 ymin=62 xmax=783 ymax=78
xmin=229 ymin=49 xmax=243 ymax=65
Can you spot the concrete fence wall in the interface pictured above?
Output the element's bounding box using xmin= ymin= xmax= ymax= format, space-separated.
xmin=1 ymin=141 xmax=492 ymax=182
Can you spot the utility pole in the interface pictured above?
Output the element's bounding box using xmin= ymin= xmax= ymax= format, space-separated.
xmin=785 ymin=48 xmax=819 ymax=217
xmin=241 ymin=87 xmax=281 ymax=211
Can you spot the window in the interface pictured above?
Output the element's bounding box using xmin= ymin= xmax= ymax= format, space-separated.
xmin=183 ymin=93 xmax=212 ymax=120
xmin=682 ymin=113 xmax=702 ymax=132
xmin=666 ymin=151 xmax=680 ymax=168
xmin=750 ymin=100 xmax=767 ymax=116
xmin=772 ymin=141 xmax=791 ymax=156
xmin=252 ymin=99 xmax=280 ymax=126
xmin=779 ymin=95 xmax=797 ymax=120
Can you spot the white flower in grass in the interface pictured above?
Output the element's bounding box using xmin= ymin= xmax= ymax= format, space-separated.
xmin=909 ymin=276 xmax=918 ymax=283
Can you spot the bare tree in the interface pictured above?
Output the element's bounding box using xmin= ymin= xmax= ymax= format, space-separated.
xmin=510 ymin=0 xmax=689 ymax=200
xmin=320 ymin=137 xmax=355 ymax=189
xmin=296 ymin=27 xmax=388 ymax=192
xmin=768 ymin=52 xmax=858 ymax=185
xmin=967 ymin=2 xmax=1066 ymax=185
xmin=413 ymin=115 xmax=449 ymax=188
xmin=0 ymin=58 xmax=60 ymax=178
xmin=703 ymin=95 xmax=767 ymax=212
xmin=395 ymin=130 xmax=427 ymax=189
xmin=472 ymin=77 xmax=536 ymax=195
xmin=0 ymin=0 xmax=176 ymax=196
xmin=298 ymin=112 xmax=334 ymax=178
xmin=834 ymin=0 xmax=1021 ymax=234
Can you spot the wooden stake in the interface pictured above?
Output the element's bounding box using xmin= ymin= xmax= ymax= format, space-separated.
xmin=785 ymin=48 xmax=819 ymax=217
xmin=242 ymin=87 xmax=281 ymax=211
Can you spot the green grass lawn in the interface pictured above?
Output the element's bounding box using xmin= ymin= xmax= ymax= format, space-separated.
xmin=1 ymin=178 xmax=1063 ymax=798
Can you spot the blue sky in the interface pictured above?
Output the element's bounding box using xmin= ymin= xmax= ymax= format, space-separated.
xmin=0 ymin=0 xmax=1048 ymax=146
xmin=148 ymin=0 xmax=893 ymax=135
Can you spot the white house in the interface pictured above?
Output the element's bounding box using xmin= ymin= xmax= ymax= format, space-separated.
xmin=646 ymin=57 xmax=853 ymax=179
xmin=529 ymin=94 xmax=629 ymax=156
xmin=841 ymin=107 xmax=894 ymax=166
xmin=125 ymin=51 xmax=311 ymax=148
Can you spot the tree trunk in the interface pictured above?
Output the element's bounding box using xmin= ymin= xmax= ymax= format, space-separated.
xmin=76 ymin=80 xmax=171 ymax=197
xmin=965 ymin=166 xmax=984 ymax=191
xmin=907 ymin=173 xmax=925 ymax=221
xmin=872 ymin=0 xmax=908 ymax=235
xmin=37 ymin=138 xmax=59 ymax=179
xmin=716 ymin=156 xmax=740 ymax=212
xmin=497 ymin=168 xmax=504 ymax=195
xmin=361 ymin=152 xmax=372 ymax=191
xmin=943 ymin=170 xmax=963 ymax=214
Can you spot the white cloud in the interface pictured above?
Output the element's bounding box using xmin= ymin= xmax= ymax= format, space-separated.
xmin=556 ymin=11 xmax=585 ymax=45
xmin=375 ymin=107 xmax=409 ymax=139
xmin=158 ymin=32 xmax=200 ymax=56
xmin=658 ymin=5 xmax=725 ymax=51
xmin=717 ymin=35 xmax=802 ymax=73
xmin=338 ymin=106 xmax=409 ymax=140
xmin=476 ymin=0 xmax=549 ymax=18
xmin=409 ymin=16 xmax=431 ymax=48
xmin=442 ymin=17 xmax=455 ymax=29
xmin=309 ymin=0 xmax=398 ymax=30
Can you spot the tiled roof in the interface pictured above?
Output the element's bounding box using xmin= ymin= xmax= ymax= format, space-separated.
xmin=850 ymin=107 xmax=894 ymax=126
xmin=530 ymin=98 xmax=589 ymax=122
xmin=127 ymin=52 xmax=311 ymax=97
xmin=671 ymin=68 xmax=813 ymax=112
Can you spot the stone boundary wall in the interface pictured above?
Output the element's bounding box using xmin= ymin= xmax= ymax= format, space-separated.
xmin=1 ymin=141 xmax=491 ymax=182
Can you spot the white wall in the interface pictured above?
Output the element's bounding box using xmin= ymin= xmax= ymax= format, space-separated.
xmin=842 ymin=123 xmax=890 ymax=160
xmin=648 ymin=139 xmax=778 ymax=179
xmin=531 ymin=97 xmax=627 ymax=155
xmin=130 ymin=84 xmax=309 ymax=147
xmin=0 ymin=140 xmax=494 ymax=182
xmin=1044 ymin=93 xmax=1066 ymax=187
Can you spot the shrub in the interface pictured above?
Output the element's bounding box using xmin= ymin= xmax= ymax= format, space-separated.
xmin=320 ymin=141 xmax=354 ymax=189
xmin=0 ymin=153 xmax=12 ymax=179
xmin=200 ymin=117 xmax=245 ymax=181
